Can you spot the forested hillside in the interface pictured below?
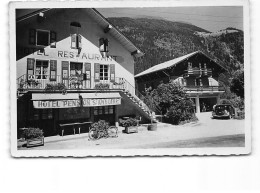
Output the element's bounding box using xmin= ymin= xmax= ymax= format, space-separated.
xmin=108 ymin=17 xmax=244 ymax=76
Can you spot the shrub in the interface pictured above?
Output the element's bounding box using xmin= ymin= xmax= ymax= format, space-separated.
xmin=91 ymin=120 xmax=109 ymax=131
xmin=94 ymin=83 xmax=110 ymax=90
xmin=23 ymin=128 xmax=44 ymax=140
xmin=120 ymin=118 xmax=138 ymax=127
xmin=44 ymin=83 xmax=67 ymax=94
xmin=145 ymin=81 xmax=195 ymax=125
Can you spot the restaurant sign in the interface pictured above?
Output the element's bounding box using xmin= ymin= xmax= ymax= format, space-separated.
xmin=33 ymin=98 xmax=121 ymax=109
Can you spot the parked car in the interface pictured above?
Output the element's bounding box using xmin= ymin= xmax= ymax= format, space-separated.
xmin=212 ymin=104 xmax=235 ymax=119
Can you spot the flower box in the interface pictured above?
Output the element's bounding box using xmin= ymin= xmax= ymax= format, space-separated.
xmin=27 ymin=137 xmax=44 ymax=148
xmin=125 ymin=126 xmax=138 ymax=134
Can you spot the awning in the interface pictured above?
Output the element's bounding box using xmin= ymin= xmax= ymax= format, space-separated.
xmin=32 ymin=93 xmax=121 ymax=109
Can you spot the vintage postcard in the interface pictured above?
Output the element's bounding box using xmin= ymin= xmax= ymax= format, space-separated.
xmin=10 ymin=0 xmax=251 ymax=157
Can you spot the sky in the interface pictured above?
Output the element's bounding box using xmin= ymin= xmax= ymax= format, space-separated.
xmin=98 ymin=6 xmax=243 ymax=32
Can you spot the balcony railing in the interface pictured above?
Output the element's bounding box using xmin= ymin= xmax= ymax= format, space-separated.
xmin=184 ymin=86 xmax=224 ymax=92
xmin=17 ymin=75 xmax=128 ymax=91
xmin=183 ymin=68 xmax=212 ymax=77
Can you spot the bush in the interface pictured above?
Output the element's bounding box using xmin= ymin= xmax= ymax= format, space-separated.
xmin=145 ymin=81 xmax=195 ymax=125
xmin=120 ymin=118 xmax=138 ymax=127
xmin=91 ymin=120 xmax=109 ymax=131
xmin=45 ymin=83 xmax=67 ymax=93
xmin=94 ymin=83 xmax=110 ymax=90
xmin=23 ymin=128 xmax=44 ymax=140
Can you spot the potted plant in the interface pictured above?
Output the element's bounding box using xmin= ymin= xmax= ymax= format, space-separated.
xmin=147 ymin=111 xmax=158 ymax=131
xmin=23 ymin=127 xmax=44 ymax=148
xmin=120 ymin=117 xmax=138 ymax=134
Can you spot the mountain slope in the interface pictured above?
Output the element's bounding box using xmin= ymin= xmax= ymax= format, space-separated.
xmin=107 ymin=17 xmax=244 ymax=75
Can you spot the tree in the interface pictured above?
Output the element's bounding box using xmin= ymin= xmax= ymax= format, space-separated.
xmin=230 ymin=70 xmax=244 ymax=99
xmin=145 ymin=81 xmax=195 ymax=125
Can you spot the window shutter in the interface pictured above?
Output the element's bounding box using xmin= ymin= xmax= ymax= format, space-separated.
xmin=50 ymin=60 xmax=57 ymax=81
xmin=61 ymin=61 xmax=69 ymax=80
xmin=27 ymin=58 xmax=35 ymax=79
xmin=50 ymin=31 xmax=57 ymax=48
xmin=94 ymin=63 xmax=100 ymax=82
xmin=71 ymin=34 xmax=77 ymax=48
xmin=84 ymin=63 xmax=91 ymax=80
xmin=78 ymin=34 xmax=82 ymax=49
xmin=99 ymin=38 xmax=105 ymax=52
xmin=104 ymin=39 xmax=109 ymax=52
xmin=110 ymin=64 xmax=115 ymax=82
xmin=29 ymin=29 xmax=36 ymax=45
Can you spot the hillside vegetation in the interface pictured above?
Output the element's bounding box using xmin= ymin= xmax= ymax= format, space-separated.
xmin=108 ymin=17 xmax=244 ymax=76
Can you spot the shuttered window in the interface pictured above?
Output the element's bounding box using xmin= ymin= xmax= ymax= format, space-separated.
xmin=99 ymin=38 xmax=109 ymax=52
xmin=36 ymin=30 xmax=50 ymax=46
xmin=71 ymin=34 xmax=82 ymax=49
xmin=110 ymin=64 xmax=115 ymax=82
xmin=50 ymin=60 xmax=57 ymax=81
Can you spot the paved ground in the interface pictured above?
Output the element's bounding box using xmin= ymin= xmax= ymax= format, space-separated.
xmin=18 ymin=112 xmax=245 ymax=150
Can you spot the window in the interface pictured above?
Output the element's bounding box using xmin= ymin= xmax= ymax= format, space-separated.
xmin=35 ymin=60 xmax=48 ymax=79
xmin=70 ymin=63 xmax=82 ymax=76
xmin=71 ymin=34 xmax=82 ymax=49
xmin=99 ymin=38 xmax=109 ymax=52
xmin=42 ymin=109 xmax=53 ymax=120
xmin=94 ymin=106 xmax=114 ymax=115
xmin=29 ymin=29 xmax=56 ymax=47
xmin=36 ymin=30 xmax=50 ymax=46
xmin=100 ymin=64 xmax=109 ymax=80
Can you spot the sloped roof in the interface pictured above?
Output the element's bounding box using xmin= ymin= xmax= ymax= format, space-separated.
xmin=16 ymin=8 xmax=144 ymax=57
xmin=135 ymin=51 xmax=226 ymax=78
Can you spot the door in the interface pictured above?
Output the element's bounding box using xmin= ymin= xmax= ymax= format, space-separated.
xmin=70 ymin=62 xmax=83 ymax=89
xmin=35 ymin=60 xmax=48 ymax=79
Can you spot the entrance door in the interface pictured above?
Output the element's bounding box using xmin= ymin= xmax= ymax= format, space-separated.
xmin=70 ymin=62 xmax=83 ymax=88
xmin=93 ymin=106 xmax=115 ymax=125
xmin=199 ymin=97 xmax=217 ymax=112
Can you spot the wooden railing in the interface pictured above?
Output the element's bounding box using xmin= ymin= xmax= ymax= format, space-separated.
xmin=17 ymin=75 xmax=127 ymax=91
xmin=183 ymin=68 xmax=212 ymax=77
xmin=184 ymin=86 xmax=224 ymax=92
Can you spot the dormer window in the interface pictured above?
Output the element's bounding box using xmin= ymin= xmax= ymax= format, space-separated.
xmin=71 ymin=34 xmax=82 ymax=49
xmin=99 ymin=38 xmax=109 ymax=53
xmin=70 ymin=22 xmax=82 ymax=50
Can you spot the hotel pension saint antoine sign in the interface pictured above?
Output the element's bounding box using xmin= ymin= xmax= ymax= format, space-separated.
xmin=33 ymin=98 xmax=121 ymax=109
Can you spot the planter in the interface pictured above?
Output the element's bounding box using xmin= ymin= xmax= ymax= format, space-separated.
xmin=148 ymin=123 xmax=157 ymax=131
xmin=26 ymin=137 xmax=44 ymax=148
xmin=125 ymin=126 xmax=138 ymax=134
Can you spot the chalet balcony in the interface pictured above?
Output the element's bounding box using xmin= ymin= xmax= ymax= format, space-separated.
xmin=17 ymin=74 xmax=130 ymax=92
xmin=184 ymin=86 xmax=225 ymax=92
xmin=183 ymin=68 xmax=212 ymax=78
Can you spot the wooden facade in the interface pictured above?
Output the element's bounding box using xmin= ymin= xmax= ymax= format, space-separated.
xmin=135 ymin=51 xmax=226 ymax=113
